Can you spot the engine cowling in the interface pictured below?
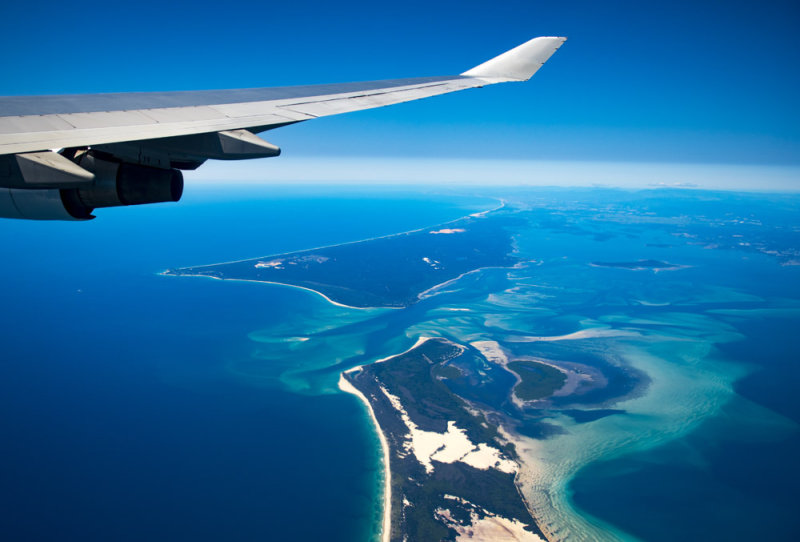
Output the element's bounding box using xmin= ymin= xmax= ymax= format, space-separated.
xmin=66 ymin=152 xmax=184 ymax=213
xmin=0 ymin=152 xmax=184 ymax=220
xmin=0 ymin=187 xmax=86 ymax=220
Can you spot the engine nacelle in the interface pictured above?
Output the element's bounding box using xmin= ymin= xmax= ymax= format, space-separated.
xmin=0 ymin=187 xmax=87 ymax=220
xmin=66 ymin=152 xmax=184 ymax=213
xmin=0 ymin=152 xmax=183 ymax=220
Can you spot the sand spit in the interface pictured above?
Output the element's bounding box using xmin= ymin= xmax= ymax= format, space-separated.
xmin=508 ymin=328 xmax=639 ymax=343
xmin=418 ymin=261 xmax=525 ymax=303
xmin=159 ymin=272 xmax=379 ymax=311
xmin=470 ymin=199 xmax=507 ymax=218
xmin=416 ymin=267 xmax=489 ymax=301
xmin=371 ymin=336 xmax=433 ymax=364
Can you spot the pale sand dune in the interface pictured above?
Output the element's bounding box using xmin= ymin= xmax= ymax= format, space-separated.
xmin=380 ymin=386 xmax=516 ymax=474
xmin=429 ymin=228 xmax=467 ymax=234
xmin=340 ymin=337 xmax=519 ymax=542
xmin=436 ymin=495 xmax=545 ymax=542
xmin=463 ymin=442 xmax=519 ymax=472
xmin=453 ymin=514 xmax=545 ymax=542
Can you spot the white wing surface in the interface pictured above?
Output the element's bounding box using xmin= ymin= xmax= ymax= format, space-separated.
xmin=0 ymin=36 xmax=565 ymax=220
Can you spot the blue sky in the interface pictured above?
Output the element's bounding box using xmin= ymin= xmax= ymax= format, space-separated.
xmin=1 ymin=0 xmax=798 ymax=188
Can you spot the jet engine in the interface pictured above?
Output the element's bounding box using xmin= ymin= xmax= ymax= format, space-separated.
xmin=0 ymin=151 xmax=183 ymax=220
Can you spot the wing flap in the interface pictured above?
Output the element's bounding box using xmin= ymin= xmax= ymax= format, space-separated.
xmin=0 ymin=150 xmax=94 ymax=188
xmin=0 ymin=112 xmax=299 ymax=155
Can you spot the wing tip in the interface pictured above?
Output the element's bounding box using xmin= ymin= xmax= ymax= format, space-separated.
xmin=461 ymin=36 xmax=567 ymax=82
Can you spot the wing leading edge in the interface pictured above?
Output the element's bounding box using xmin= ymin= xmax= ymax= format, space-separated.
xmin=0 ymin=36 xmax=566 ymax=220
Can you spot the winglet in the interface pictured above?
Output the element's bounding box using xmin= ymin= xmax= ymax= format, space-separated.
xmin=461 ymin=36 xmax=566 ymax=81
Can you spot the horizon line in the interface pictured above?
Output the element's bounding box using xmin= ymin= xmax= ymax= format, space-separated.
xmin=184 ymin=156 xmax=800 ymax=192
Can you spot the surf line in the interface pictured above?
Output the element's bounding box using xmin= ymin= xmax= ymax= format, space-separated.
xmin=337 ymin=337 xmax=432 ymax=542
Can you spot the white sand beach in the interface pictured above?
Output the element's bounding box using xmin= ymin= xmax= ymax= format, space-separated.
xmin=338 ymin=373 xmax=392 ymax=542
xmin=161 ymin=272 xmax=379 ymax=310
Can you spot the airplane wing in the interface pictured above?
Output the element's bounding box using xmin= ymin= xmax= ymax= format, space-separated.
xmin=0 ymin=36 xmax=566 ymax=220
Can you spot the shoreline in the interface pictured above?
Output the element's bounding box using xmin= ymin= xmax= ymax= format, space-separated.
xmin=335 ymin=336 xmax=432 ymax=542
xmin=338 ymin=373 xmax=392 ymax=542
xmin=157 ymin=199 xmax=509 ymax=311
xmin=416 ymin=264 xmax=513 ymax=301
xmin=370 ymin=336 xmax=432 ymax=364
xmin=339 ymin=336 xmax=557 ymax=542
xmin=161 ymin=262 xmax=519 ymax=313
xmin=158 ymin=272 xmax=383 ymax=311
xmin=160 ymin=199 xmax=507 ymax=272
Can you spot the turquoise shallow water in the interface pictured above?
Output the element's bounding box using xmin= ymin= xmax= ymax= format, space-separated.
xmin=570 ymin=308 xmax=800 ymax=541
xmin=506 ymin=193 xmax=800 ymax=541
xmin=0 ymin=187 xmax=493 ymax=541
xmin=0 ymin=187 xmax=797 ymax=541
xmin=220 ymin=190 xmax=800 ymax=541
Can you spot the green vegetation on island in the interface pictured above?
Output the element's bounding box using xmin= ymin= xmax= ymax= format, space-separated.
xmin=163 ymin=213 xmax=518 ymax=308
xmin=508 ymin=360 xmax=567 ymax=401
xmin=344 ymin=338 xmax=543 ymax=542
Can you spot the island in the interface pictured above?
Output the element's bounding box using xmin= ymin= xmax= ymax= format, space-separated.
xmin=508 ymin=361 xmax=567 ymax=401
xmin=341 ymin=337 xmax=546 ymax=542
xmin=162 ymin=203 xmax=658 ymax=541
xmin=162 ymin=212 xmax=519 ymax=308
xmin=159 ymin=192 xmax=800 ymax=541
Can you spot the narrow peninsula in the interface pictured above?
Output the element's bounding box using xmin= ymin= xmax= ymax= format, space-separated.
xmin=162 ymin=213 xmax=518 ymax=308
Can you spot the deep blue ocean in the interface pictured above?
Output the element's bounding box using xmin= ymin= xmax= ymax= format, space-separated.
xmin=1 ymin=186 xmax=798 ymax=541
xmin=0 ymin=186 xmax=491 ymax=541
